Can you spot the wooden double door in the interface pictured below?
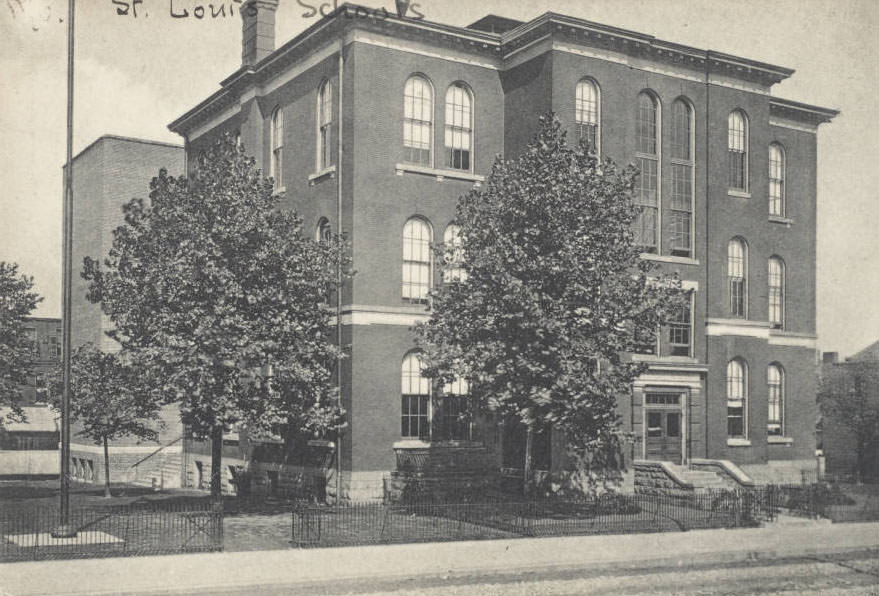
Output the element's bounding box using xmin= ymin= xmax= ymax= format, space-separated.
xmin=644 ymin=392 xmax=683 ymax=464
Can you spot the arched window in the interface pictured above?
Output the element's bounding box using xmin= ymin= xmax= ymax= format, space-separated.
xmin=728 ymin=110 xmax=748 ymax=191
xmin=727 ymin=358 xmax=748 ymax=438
xmin=317 ymin=80 xmax=334 ymax=171
xmin=402 ymin=217 xmax=432 ymax=303
xmin=635 ymin=91 xmax=659 ymax=252
xmin=270 ymin=106 xmax=283 ymax=188
xmin=441 ymin=377 xmax=470 ymax=441
xmin=401 ymin=352 xmax=430 ymax=439
xmin=403 ymin=75 xmax=433 ymax=166
xmin=767 ymin=364 xmax=784 ymax=436
xmin=769 ymin=143 xmax=785 ymax=216
xmin=768 ymin=256 xmax=785 ymax=328
xmin=315 ymin=217 xmax=331 ymax=243
xmin=445 ymin=83 xmax=473 ymax=171
xmin=442 ymin=224 xmax=466 ymax=284
xmin=670 ymin=98 xmax=694 ymax=257
xmin=575 ymin=78 xmax=600 ymax=152
xmin=728 ymin=238 xmax=747 ymax=317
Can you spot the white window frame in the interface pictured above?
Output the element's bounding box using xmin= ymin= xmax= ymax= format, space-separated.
xmin=635 ymin=90 xmax=661 ymax=254
xmin=575 ymin=78 xmax=600 ymax=155
xmin=728 ymin=110 xmax=749 ymax=193
xmin=401 ymin=352 xmax=431 ymax=439
xmin=768 ymin=256 xmax=785 ymax=329
xmin=402 ymin=217 xmax=433 ymax=304
xmin=769 ymin=143 xmax=786 ymax=217
xmin=728 ymin=238 xmax=748 ymax=318
xmin=444 ymin=82 xmax=474 ymax=173
xmin=403 ymin=75 xmax=434 ymax=167
xmin=317 ymin=80 xmax=334 ymax=172
xmin=767 ymin=363 xmax=784 ymax=436
xmin=270 ymin=106 xmax=283 ymax=190
xmin=669 ymin=98 xmax=695 ymax=258
xmin=726 ymin=358 xmax=748 ymax=439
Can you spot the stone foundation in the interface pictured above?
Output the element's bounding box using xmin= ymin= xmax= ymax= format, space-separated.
xmin=633 ymin=460 xmax=693 ymax=496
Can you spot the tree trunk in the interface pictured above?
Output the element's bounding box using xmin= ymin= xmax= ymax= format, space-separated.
xmin=103 ymin=436 xmax=111 ymax=498
xmin=210 ymin=425 xmax=223 ymax=510
xmin=523 ymin=426 xmax=534 ymax=497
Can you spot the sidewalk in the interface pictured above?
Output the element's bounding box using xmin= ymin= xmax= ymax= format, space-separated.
xmin=2 ymin=521 xmax=878 ymax=596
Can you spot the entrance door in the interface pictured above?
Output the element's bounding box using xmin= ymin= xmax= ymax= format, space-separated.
xmin=644 ymin=393 xmax=683 ymax=464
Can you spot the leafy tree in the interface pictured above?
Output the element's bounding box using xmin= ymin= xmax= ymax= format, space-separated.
xmin=416 ymin=115 xmax=682 ymax=493
xmin=0 ymin=261 xmax=43 ymax=422
xmin=819 ymin=362 xmax=879 ymax=482
xmin=82 ymin=134 xmax=351 ymax=504
xmin=48 ymin=344 xmax=161 ymax=497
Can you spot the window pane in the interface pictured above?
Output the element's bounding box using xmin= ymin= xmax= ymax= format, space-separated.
xmin=445 ymin=83 xmax=473 ymax=171
xmin=637 ymin=93 xmax=657 ymax=155
xmin=671 ymin=100 xmax=691 ymax=160
xmin=404 ymin=77 xmax=433 ymax=165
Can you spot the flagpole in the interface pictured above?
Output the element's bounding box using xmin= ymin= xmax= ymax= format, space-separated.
xmin=53 ymin=0 xmax=76 ymax=538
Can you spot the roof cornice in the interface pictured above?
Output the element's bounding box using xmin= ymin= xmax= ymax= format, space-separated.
xmin=168 ymin=4 xmax=804 ymax=137
xmin=770 ymin=97 xmax=839 ymax=125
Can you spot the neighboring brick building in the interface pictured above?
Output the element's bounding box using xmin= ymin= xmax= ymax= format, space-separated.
xmin=168 ymin=2 xmax=836 ymax=498
xmin=0 ymin=317 xmax=61 ymax=478
xmin=66 ymin=136 xmax=185 ymax=488
xmin=819 ymin=345 xmax=879 ymax=480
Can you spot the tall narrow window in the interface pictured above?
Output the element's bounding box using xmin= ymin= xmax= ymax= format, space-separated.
xmin=635 ymin=92 xmax=659 ymax=253
xmin=317 ymin=80 xmax=333 ymax=171
xmin=403 ymin=75 xmax=433 ymax=166
xmin=442 ymin=224 xmax=466 ymax=283
xmin=768 ymin=256 xmax=785 ymax=329
xmin=767 ymin=364 xmax=784 ymax=436
xmin=402 ymin=218 xmax=432 ymax=303
xmin=728 ymin=238 xmax=747 ymax=317
xmin=402 ymin=352 xmax=430 ymax=439
xmin=727 ymin=359 xmax=748 ymax=438
xmin=769 ymin=143 xmax=785 ymax=216
xmin=270 ymin=106 xmax=283 ymax=188
xmin=728 ymin=110 xmax=748 ymax=191
xmin=315 ymin=217 xmax=331 ymax=243
xmin=670 ymin=99 xmax=693 ymax=257
xmin=667 ymin=295 xmax=692 ymax=357
xmin=441 ymin=377 xmax=470 ymax=441
xmin=445 ymin=83 xmax=473 ymax=171
xmin=575 ymin=78 xmax=599 ymax=152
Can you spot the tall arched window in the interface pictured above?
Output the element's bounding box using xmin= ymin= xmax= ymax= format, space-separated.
xmin=445 ymin=83 xmax=473 ymax=171
xmin=442 ymin=224 xmax=466 ymax=283
xmin=441 ymin=377 xmax=470 ymax=441
xmin=767 ymin=364 xmax=784 ymax=436
xmin=769 ymin=143 xmax=785 ymax=216
xmin=403 ymin=75 xmax=433 ymax=166
xmin=575 ymin=78 xmax=600 ymax=152
xmin=727 ymin=358 xmax=748 ymax=438
xmin=402 ymin=217 xmax=432 ymax=303
xmin=317 ymin=80 xmax=334 ymax=171
xmin=270 ymin=106 xmax=283 ymax=188
xmin=768 ymin=256 xmax=785 ymax=329
xmin=728 ymin=238 xmax=747 ymax=317
xmin=635 ymin=91 xmax=659 ymax=253
xmin=670 ymin=98 xmax=694 ymax=257
xmin=728 ymin=110 xmax=748 ymax=191
xmin=401 ymin=352 xmax=430 ymax=439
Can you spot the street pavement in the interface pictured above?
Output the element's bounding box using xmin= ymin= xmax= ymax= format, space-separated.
xmin=1 ymin=520 xmax=878 ymax=595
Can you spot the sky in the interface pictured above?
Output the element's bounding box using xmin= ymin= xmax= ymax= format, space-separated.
xmin=0 ymin=0 xmax=877 ymax=357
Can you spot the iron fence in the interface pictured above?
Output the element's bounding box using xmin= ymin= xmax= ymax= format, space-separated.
xmin=291 ymin=489 xmax=777 ymax=548
xmin=0 ymin=499 xmax=222 ymax=562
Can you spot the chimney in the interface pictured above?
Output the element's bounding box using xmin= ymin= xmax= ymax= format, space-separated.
xmin=822 ymin=352 xmax=839 ymax=365
xmin=241 ymin=0 xmax=279 ymax=68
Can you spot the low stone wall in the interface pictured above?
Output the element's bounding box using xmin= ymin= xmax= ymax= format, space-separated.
xmin=0 ymin=450 xmax=59 ymax=477
xmin=634 ymin=461 xmax=693 ymax=496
